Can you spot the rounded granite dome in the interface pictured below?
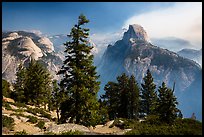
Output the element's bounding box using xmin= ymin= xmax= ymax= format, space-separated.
xmin=122 ymin=24 xmax=149 ymax=44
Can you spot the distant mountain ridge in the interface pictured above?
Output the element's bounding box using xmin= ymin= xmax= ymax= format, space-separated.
xmin=177 ymin=48 xmax=202 ymax=67
xmin=97 ymin=24 xmax=202 ymax=121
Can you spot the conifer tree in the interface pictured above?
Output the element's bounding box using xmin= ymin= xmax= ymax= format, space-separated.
xmin=2 ymin=79 xmax=12 ymax=98
xmin=57 ymin=14 xmax=100 ymax=126
xmin=101 ymin=73 xmax=140 ymax=120
xmin=157 ymin=82 xmax=180 ymax=124
xmin=101 ymin=81 xmax=119 ymax=120
xmin=98 ymin=98 xmax=109 ymax=124
xmin=128 ymin=75 xmax=140 ymax=119
xmin=24 ymin=59 xmax=52 ymax=107
xmin=117 ymin=73 xmax=129 ymax=118
xmin=141 ymin=69 xmax=157 ymax=116
xmin=49 ymin=80 xmax=64 ymax=122
xmin=13 ymin=63 xmax=27 ymax=102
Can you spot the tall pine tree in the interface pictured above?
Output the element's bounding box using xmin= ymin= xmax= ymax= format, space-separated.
xmin=57 ymin=14 xmax=100 ymax=126
xmin=157 ymin=82 xmax=180 ymax=124
xmin=128 ymin=75 xmax=140 ymax=120
xmin=117 ymin=73 xmax=129 ymax=118
xmin=141 ymin=69 xmax=157 ymax=116
xmin=13 ymin=62 xmax=27 ymax=102
xmin=101 ymin=73 xmax=140 ymax=120
xmin=101 ymin=81 xmax=120 ymax=120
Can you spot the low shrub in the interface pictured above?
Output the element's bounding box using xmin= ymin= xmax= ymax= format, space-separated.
xmin=2 ymin=115 xmax=15 ymax=130
xmin=35 ymin=121 xmax=45 ymax=129
xmin=13 ymin=108 xmax=25 ymax=113
xmin=125 ymin=118 xmax=202 ymax=135
xmin=60 ymin=130 xmax=84 ymax=135
xmin=10 ymin=112 xmax=27 ymax=118
xmin=40 ymin=111 xmax=52 ymax=120
xmin=14 ymin=102 xmax=27 ymax=108
xmin=4 ymin=102 xmax=12 ymax=110
xmin=26 ymin=107 xmax=52 ymax=120
xmin=27 ymin=116 xmax=38 ymax=124
xmin=110 ymin=118 xmax=135 ymax=129
xmin=14 ymin=130 xmax=28 ymax=135
xmin=143 ymin=115 xmax=162 ymax=125
xmin=26 ymin=107 xmax=37 ymax=115
xmin=44 ymin=132 xmax=56 ymax=135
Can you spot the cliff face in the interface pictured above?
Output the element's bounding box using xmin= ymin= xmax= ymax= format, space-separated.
xmin=2 ymin=31 xmax=63 ymax=83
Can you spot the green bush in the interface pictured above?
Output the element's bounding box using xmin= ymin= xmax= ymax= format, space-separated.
xmin=2 ymin=115 xmax=15 ymax=130
xmin=4 ymin=102 xmax=13 ymax=110
xmin=60 ymin=130 xmax=84 ymax=135
xmin=172 ymin=118 xmax=202 ymax=135
xmin=44 ymin=132 xmax=56 ymax=135
xmin=35 ymin=108 xmax=45 ymax=114
xmin=13 ymin=108 xmax=25 ymax=113
xmin=10 ymin=112 xmax=27 ymax=118
xmin=2 ymin=79 xmax=12 ymax=98
xmin=26 ymin=107 xmax=37 ymax=115
xmin=26 ymin=107 xmax=51 ymax=120
xmin=40 ymin=111 xmax=52 ymax=120
xmin=35 ymin=121 xmax=45 ymax=129
xmin=109 ymin=118 xmax=135 ymax=129
xmin=143 ymin=115 xmax=162 ymax=125
xmin=125 ymin=118 xmax=202 ymax=135
xmin=14 ymin=130 xmax=28 ymax=135
xmin=14 ymin=102 xmax=27 ymax=108
xmin=125 ymin=124 xmax=172 ymax=135
xmin=26 ymin=116 xmax=38 ymax=124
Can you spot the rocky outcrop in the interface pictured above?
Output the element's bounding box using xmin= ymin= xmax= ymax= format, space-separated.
xmin=46 ymin=123 xmax=90 ymax=134
xmin=123 ymin=24 xmax=149 ymax=45
xmin=38 ymin=37 xmax=54 ymax=53
xmin=2 ymin=31 xmax=63 ymax=83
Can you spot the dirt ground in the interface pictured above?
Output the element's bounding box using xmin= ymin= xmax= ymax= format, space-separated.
xmin=90 ymin=125 xmax=123 ymax=134
xmin=2 ymin=97 xmax=129 ymax=135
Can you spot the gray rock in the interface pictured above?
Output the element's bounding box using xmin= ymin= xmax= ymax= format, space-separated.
xmin=46 ymin=123 xmax=90 ymax=134
xmin=2 ymin=31 xmax=63 ymax=83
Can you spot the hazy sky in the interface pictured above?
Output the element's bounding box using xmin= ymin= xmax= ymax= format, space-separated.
xmin=2 ymin=2 xmax=202 ymax=49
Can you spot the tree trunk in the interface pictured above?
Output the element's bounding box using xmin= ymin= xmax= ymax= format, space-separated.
xmin=56 ymin=108 xmax=60 ymax=122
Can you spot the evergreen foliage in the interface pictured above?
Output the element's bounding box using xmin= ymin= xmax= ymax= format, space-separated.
xmin=49 ymin=79 xmax=64 ymax=122
xmin=57 ymin=14 xmax=100 ymax=126
xmin=101 ymin=69 xmax=181 ymax=126
xmin=2 ymin=115 xmax=15 ymax=130
xmin=157 ymin=82 xmax=180 ymax=124
xmin=101 ymin=73 xmax=140 ymax=120
xmin=25 ymin=59 xmax=52 ymax=107
xmin=27 ymin=115 xmax=38 ymax=124
xmin=128 ymin=75 xmax=140 ymax=119
xmin=2 ymin=79 xmax=12 ymax=98
xmin=14 ymin=130 xmax=28 ymax=135
xmin=125 ymin=118 xmax=202 ymax=135
xmin=35 ymin=121 xmax=45 ymax=129
xmin=117 ymin=73 xmax=129 ymax=118
xmin=140 ymin=69 xmax=157 ymax=116
xmin=13 ymin=59 xmax=52 ymax=107
xmin=101 ymin=81 xmax=119 ymax=120
xmin=13 ymin=62 xmax=27 ymax=102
